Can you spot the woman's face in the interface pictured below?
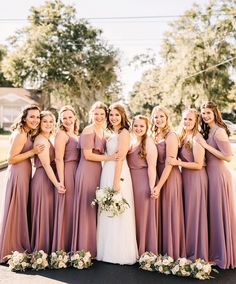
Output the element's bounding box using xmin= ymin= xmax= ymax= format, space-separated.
xmin=61 ymin=110 xmax=75 ymax=130
xmin=201 ymin=107 xmax=215 ymax=125
xmin=132 ymin=118 xmax=147 ymax=137
xmin=24 ymin=109 xmax=40 ymax=130
xmin=182 ymin=111 xmax=196 ymax=132
xmin=92 ymin=108 xmax=106 ymax=126
xmin=109 ymin=108 xmax=122 ymax=128
xmin=40 ymin=115 xmax=54 ymax=134
xmin=153 ymin=110 xmax=167 ymax=129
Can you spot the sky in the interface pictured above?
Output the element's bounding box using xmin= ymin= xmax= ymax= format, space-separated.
xmin=0 ymin=0 xmax=210 ymax=97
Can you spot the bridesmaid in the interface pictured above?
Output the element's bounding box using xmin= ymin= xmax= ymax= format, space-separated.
xmin=151 ymin=106 xmax=186 ymax=260
xmin=71 ymin=101 xmax=116 ymax=257
xmin=52 ymin=106 xmax=80 ymax=252
xmin=0 ymin=105 xmax=44 ymax=262
xmin=127 ymin=115 xmax=159 ymax=255
xmin=31 ymin=111 xmax=65 ymax=253
xmin=168 ymin=109 xmax=208 ymax=261
xmin=197 ymin=101 xmax=236 ymax=269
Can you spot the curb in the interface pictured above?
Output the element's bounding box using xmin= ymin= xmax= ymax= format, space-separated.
xmin=0 ymin=162 xmax=8 ymax=170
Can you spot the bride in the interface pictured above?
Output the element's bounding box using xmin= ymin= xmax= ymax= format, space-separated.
xmin=96 ymin=103 xmax=138 ymax=265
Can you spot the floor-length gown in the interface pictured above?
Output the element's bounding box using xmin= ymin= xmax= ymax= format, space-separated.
xmin=206 ymin=125 xmax=236 ymax=269
xmin=71 ymin=132 xmax=105 ymax=257
xmin=127 ymin=146 xmax=159 ymax=256
xmin=0 ymin=136 xmax=32 ymax=262
xmin=179 ymin=143 xmax=208 ymax=261
xmin=97 ymin=133 xmax=138 ymax=264
xmin=52 ymin=136 xmax=79 ymax=252
xmin=156 ymin=134 xmax=186 ymax=260
xmin=31 ymin=141 xmax=55 ymax=253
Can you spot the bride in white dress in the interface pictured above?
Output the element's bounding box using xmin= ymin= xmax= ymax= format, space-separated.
xmin=96 ymin=103 xmax=138 ymax=265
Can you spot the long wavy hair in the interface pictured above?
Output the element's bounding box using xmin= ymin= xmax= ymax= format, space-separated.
xmin=179 ymin=108 xmax=200 ymax=150
xmin=151 ymin=105 xmax=171 ymax=140
xmin=200 ymin=101 xmax=230 ymax=139
xmin=107 ymin=103 xmax=130 ymax=132
xmin=89 ymin=101 xmax=108 ymax=123
xmin=58 ymin=105 xmax=79 ymax=135
xmin=11 ymin=104 xmax=41 ymax=133
xmin=132 ymin=115 xmax=149 ymax=159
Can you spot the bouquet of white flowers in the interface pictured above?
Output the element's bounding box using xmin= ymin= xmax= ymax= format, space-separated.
xmin=31 ymin=250 xmax=49 ymax=271
xmin=6 ymin=251 xmax=31 ymax=272
xmin=70 ymin=250 xmax=92 ymax=269
xmin=155 ymin=254 xmax=175 ymax=275
xmin=190 ymin=258 xmax=218 ymax=280
xmin=139 ymin=252 xmax=157 ymax=271
xmin=50 ymin=250 xmax=69 ymax=269
xmin=171 ymin=257 xmax=192 ymax=277
xmin=91 ymin=186 xmax=130 ymax=217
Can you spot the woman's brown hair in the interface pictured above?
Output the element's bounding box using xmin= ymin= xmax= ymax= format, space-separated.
xmin=107 ymin=102 xmax=130 ymax=132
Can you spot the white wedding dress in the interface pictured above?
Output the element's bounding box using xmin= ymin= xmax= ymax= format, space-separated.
xmin=96 ymin=133 xmax=138 ymax=264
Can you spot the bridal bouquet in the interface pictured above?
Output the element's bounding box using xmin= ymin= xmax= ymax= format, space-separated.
xmin=31 ymin=250 xmax=49 ymax=271
xmin=50 ymin=250 xmax=69 ymax=269
xmin=91 ymin=186 xmax=130 ymax=217
xmin=70 ymin=250 xmax=92 ymax=269
xmin=6 ymin=251 xmax=31 ymax=271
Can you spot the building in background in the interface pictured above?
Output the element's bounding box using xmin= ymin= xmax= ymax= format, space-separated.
xmin=0 ymin=88 xmax=37 ymax=129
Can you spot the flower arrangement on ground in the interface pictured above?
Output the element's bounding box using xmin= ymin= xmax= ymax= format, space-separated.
xmin=139 ymin=252 xmax=218 ymax=280
xmin=91 ymin=186 xmax=130 ymax=217
xmin=70 ymin=250 xmax=92 ymax=269
xmin=50 ymin=250 xmax=69 ymax=269
xmin=31 ymin=250 xmax=49 ymax=270
xmin=6 ymin=251 xmax=31 ymax=272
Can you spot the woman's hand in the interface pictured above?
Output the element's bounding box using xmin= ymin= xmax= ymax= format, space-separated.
xmin=33 ymin=144 xmax=45 ymax=155
xmin=151 ymin=185 xmax=161 ymax=199
xmin=167 ymin=157 xmax=179 ymax=166
xmin=56 ymin=183 xmax=66 ymax=194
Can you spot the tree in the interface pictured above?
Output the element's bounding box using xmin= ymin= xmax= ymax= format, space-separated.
xmin=2 ymin=0 xmax=119 ymax=121
xmin=0 ymin=45 xmax=13 ymax=87
xmin=129 ymin=0 xmax=236 ymax=121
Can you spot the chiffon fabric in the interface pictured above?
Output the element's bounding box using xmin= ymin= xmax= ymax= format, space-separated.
xmin=97 ymin=133 xmax=138 ymax=265
xmin=206 ymin=125 xmax=236 ymax=269
xmin=179 ymin=142 xmax=208 ymax=261
xmin=156 ymin=133 xmax=186 ymax=260
xmin=30 ymin=141 xmax=55 ymax=253
xmin=52 ymin=136 xmax=79 ymax=252
xmin=0 ymin=136 xmax=32 ymax=262
xmin=71 ymin=132 xmax=106 ymax=257
xmin=127 ymin=145 xmax=160 ymax=255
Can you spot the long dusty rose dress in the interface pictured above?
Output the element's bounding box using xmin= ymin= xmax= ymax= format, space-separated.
xmin=206 ymin=125 xmax=236 ymax=269
xmin=0 ymin=136 xmax=32 ymax=262
xmin=179 ymin=142 xmax=208 ymax=261
xmin=31 ymin=141 xmax=55 ymax=253
xmin=52 ymin=136 xmax=79 ymax=252
xmin=127 ymin=146 xmax=159 ymax=255
xmin=156 ymin=133 xmax=186 ymax=259
xmin=71 ymin=132 xmax=105 ymax=257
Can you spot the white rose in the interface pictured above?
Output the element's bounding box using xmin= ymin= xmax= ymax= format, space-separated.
xmin=179 ymin=258 xmax=187 ymax=267
xmin=162 ymin=259 xmax=170 ymax=265
xmin=58 ymin=261 xmax=65 ymax=268
xmin=51 ymin=252 xmax=57 ymax=258
xmin=159 ymin=266 xmax=163 ymax=273
xmin=36 ymin=258 xmax=43 ymax=264
xmin=196 ymin=262 xmax=203 ymax=270
xmin=203 ymin=264 xmax=211 ymax=273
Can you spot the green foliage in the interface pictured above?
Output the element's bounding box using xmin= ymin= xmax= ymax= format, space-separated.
xmin=0 ymin=45 xmax=13 ymax=87
xmin=2 ymin=0 xmax=119 ymax=123
xmin=129 ymin=0 xmax=236 ymax=121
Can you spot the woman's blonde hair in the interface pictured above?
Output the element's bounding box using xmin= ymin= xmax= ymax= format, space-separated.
xmin=151 ymin=106 xmax=171 ymax=140
xmin=58 ymin=105 xmax=79 ymax=135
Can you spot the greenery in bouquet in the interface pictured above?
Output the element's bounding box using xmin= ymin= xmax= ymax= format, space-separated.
xmin=70 ymin=250 xmax=92 ymax=269
xmin=31 ymin=250 xmax=49 ymax=270
xmin=91 ymin=186 xmax=130 ymax=217
xmin=6 ymin=251 xmax=31 ymax=271
xmin=171 ymin=257 xmax=192 ymax=277
xmin=155 ymin=254 xmax=175 ymax=275
xmin=50 ymin=250 xmax=69 ymax=269
xmin=138 ymin=252 xmax=157 ymax=271
xmin=190 ymin=258 xmax=218 ymax=280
